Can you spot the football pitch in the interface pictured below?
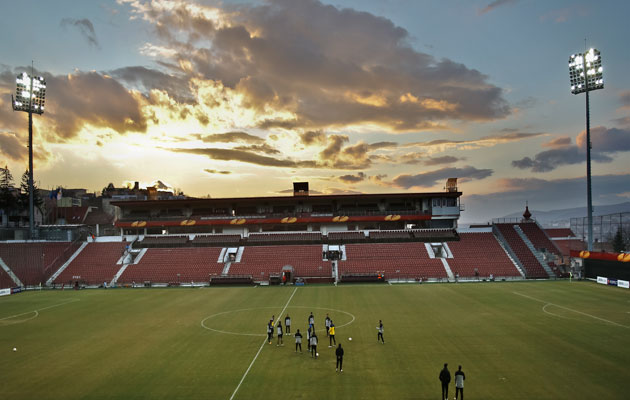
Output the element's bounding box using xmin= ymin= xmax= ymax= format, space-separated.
xmin=1 ymin=281 xmax=629 ymax=399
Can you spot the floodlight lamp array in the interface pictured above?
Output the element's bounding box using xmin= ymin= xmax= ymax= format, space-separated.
xmin=569 ymin=48 xmax=603 ymax=95
xmin=13 ymin=72 xmax=46 ymax=114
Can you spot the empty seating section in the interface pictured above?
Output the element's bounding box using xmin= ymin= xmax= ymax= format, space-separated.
xmin=327 ymin=231 xmax=365 ymax=241
xmin=247 ymin=232 xmax=322 ymax=243
xmin=192 ymin=234 xmax=241 ymax=245
xmin=545 ymin=228 xmax=575 ymax=238
xmin=0 ymin=268 xmax=14 ymax=289
xmin=119 ymin=247 xmax=224 ymax=283
xmin=231 ymin=245 xmax=330 ymax=277
xmin=369 ymin=230 xmax=411 ymax=240
xmin=495 ymin=224 xmax=548 ymax=278
xmin=140 ymin=236 xmax=188 ymax=246
xmin=447 ymin=233 xmax=520 ymax=278
xmin=340 ymin=243 xmax=446 ymax=278
xmin=0 ymin=242 xmax=74 ymax=285
xmin=54 ymin=242 xmax=126 ymax=285
xmin=411 ymin=229 xmax=458 ymax=240
xmin=518 ymin=223 xmax=562 ymax=256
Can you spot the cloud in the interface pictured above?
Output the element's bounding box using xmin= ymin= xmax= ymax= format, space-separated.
xmin=170 ymin=147 xmax=319 ymax=168
xmin=403 ymin=131 xmax=544 ymax=150
xmin=0 ymin=132 xmax=25 ymax=161
xmin=336 ymin=172 xmax=366 ymax=184
xmin=60 ymin=18 xmax=100 ymax=48
xmin=513 ymin=126 xmax=630 ymax=172
xmin=542 ymin=136 xmax=571 ymax=148
xmin=204 ymin=169 xmax=232 ymax=175
xmin=233 ymin=143 xmax=280 ymax=155
xmin=109 ymin=66 xmax=192 ymax=102
xmin=383 ymin=166 xmax=493 ymax=189
xmin=461 ymin=173 xmax=630 ymax=223
xmin=423 ymin=155 xmax=461 ymax=166
xmin=478 ymin=0 xmax=518 ymax=15
xmin=121 ymin=0 xmax=510 ymax=132
xmin=299 ymin=130 xmax=327 ymax=146
xmin=193 ymin=131 xmax=265 ymax=144
xmin=618 ymin=90 xmax=630 ymax=109
xmin=539 ymin=6 xmax=589 ymax=23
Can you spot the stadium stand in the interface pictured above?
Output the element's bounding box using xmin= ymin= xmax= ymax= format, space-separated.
xmin=494 ymin=224 xmax=549 ymax=278
xmin=544 ymin=228 xmax=575 ymax=238
xmin=327 ymin=231 xmax=366 ymax=242
xmin=138 ymin=236 xmax=189 ymax=247
xmin=411 ymin=229 xmax=459 ymax=241
xmin=230 ymin=245 xmax=331 ymax=278
xmin=119 ymin=247 xmax=225 ymax=284
xmin=247 ymin=232 xmax=322 ymax=243
xmin=54 ymin=242 xmax=126 ymax=285
xmin=368 ymin=230 xmax=412 ymax=240
xmin=0 ymin=267 xmax=14 ymax=289
xmin=192 ymin=234 xmax=241 ymax=246
xmin=447 ymin=233 xmax=521 ymax=278
xmin=0 ymin=242 xmax=76 ymax=286
xmin=518 ymin=222 xmax=562 ymax=256
xmin=340 ymin=242 xmax=447 ymax=279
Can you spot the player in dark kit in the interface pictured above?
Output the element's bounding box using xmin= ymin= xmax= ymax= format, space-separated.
xmin=377 ymin=320 xmax=385 ymax=343
xmin=455 ymin=365 xmax=466 ymax=400
xmin=294 ymin=329 xmax=303 ymax=352
xmin=439 ymin=363 xmax=451 ymax=400
xmin=310 ymin=332 xmax=318 ymax=358
xmin=335 ymin=343 xmax=344 ymax=372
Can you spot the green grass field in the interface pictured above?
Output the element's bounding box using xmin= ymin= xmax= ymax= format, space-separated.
xmin=1 ymin=281 xmax=629 ymax=399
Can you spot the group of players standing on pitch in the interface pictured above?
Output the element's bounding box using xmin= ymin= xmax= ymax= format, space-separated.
xmin=266 ymin=313 xmax=386 ymax=372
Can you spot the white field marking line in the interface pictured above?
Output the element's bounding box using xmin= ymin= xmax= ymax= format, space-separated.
xmin=513 ymin=291 xmax=630 ymax=329
xmin=228 ymin=287 xmax=298 ymax=400
xmin=201 ymin=305 xmax=356 ymax=337
xmin=0 ymin=299 xmax=80 ymax=324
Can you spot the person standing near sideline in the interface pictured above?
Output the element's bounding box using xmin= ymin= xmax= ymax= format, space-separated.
xmin=285 ymin=314 xmax=291 ymax=335
xmin=294 ymin=329 xmax=303 ymax=352
xmin=310 ymin=332 xmax=318 ymax=358
xmin=325 ymin=314 xmax=331 ymax=336
xmin=276 ymin=321 xmax=284 ymax=346
xmin=328 ymin=321 xmax=336 ymax=347
xmin=377 ymin=320 xmax=385 ymax=344
xmin=335 ymin=343 xmax=344 ymax=372
xmin=439 ymin=363 xmax=451 ymax=400
xmin=308 ymin=312 xmax=315 ymax=328
xmin=267 ymin=320 xmax=273 ymax=344
xmin=455 ymin=365 xmax=465 ymax=400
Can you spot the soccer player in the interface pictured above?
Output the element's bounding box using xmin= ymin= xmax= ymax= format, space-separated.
xmin=285 ymin=314 xmax=291 ymax=335
xmin=308 ymin=312 xmax=315 ymax=328
xmin=328 ymin=321 xmax=336 ymax=347
xmin=325 ymin=314 xmax=331 ymax=336
xmin=276 ymin=321 xmax=283 ymax=346
xmin=439 ymin=363 xmax=451 ymax=400
xmin=377 ymin=320 xmax=385 ymax=344
xmin=267 ymin=320 xmax=273 ymax=344
xmin=310 ymin=332 xmax=318 ymax=358
xmin=335 ymin=343 xmax=344 ymax=372
xmin=306 ymin=325 xmax=312 ymax=352
xmin=295 ymin=329 xmax=303 ymax=352
xmin=455 ymin=365 xmax=465 ymax=400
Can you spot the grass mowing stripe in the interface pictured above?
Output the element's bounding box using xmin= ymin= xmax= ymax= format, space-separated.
xmin=228 ymin=287 xmax=298 ymax=400
xmin=513 ymin=291 xmax=630 ymax=328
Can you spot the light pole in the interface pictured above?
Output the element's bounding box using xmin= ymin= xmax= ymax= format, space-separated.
xmin=569 ymin=48 xmax=603 ymax=251
xmin=12 ymin=66 xmax=46 ymax=239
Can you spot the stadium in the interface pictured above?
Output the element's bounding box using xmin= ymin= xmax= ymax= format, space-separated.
xmin=2 ymin=180 xmax=630 ymax=399
xmin=2 ymin=1 xmax=630 ymax=399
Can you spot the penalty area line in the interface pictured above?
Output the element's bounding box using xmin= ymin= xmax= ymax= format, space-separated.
xmin=228 ymin=287 xmax=298 ymax=400
xmin=513 ymin=291 xmax=629 ymax=329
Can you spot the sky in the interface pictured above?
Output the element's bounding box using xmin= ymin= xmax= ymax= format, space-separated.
xmin=0 ymin=0 xmax=629 ymax=223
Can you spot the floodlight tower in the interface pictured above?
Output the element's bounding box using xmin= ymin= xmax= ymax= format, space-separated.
xmin=568 ymin=48 xmax=604 ymax=251
xmin=12 ymin=66 xmax=46 ymax=239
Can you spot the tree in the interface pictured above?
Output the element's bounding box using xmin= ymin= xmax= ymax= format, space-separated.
xmin=611 ymin=227 xmax=625 ymax=253
xmin=19 ymin=170 xmax=44 ymax=214
xmin=0 ymin=165 xmax=17 ymax=215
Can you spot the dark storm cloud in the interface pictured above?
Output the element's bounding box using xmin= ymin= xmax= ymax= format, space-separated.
xmin=478 ymin=0 xmax=518 ymax=15
xmin=60 ymin=18 xmax=100 ymax=48
xmin=513 ymin=126 xmax=630 ymax=172
xmin=387 ymin=166 xmax=493 ymax=189
xmin=0 ymin=132 xmax=24 ymax=161
xmin=127 ymin=0 xmax=510 ymax=131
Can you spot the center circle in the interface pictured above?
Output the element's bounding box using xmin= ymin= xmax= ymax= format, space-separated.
xmin=201 ymin=306 xmax=355 ymax=337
